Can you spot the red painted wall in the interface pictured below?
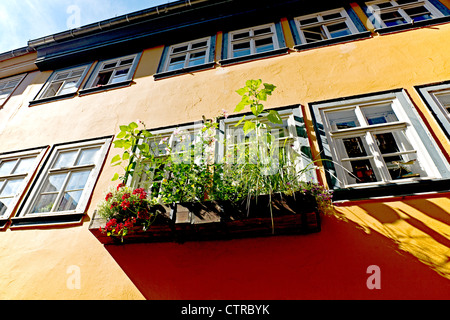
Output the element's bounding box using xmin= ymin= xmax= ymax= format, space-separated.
xmin=106 ymin=215 xmax=450 ymax=300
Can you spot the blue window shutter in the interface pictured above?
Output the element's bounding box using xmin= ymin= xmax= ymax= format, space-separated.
xmin=288 ymin=19 xmax=302 ymax=45
xmin=274 ymin=22 xmax=286 ymax=48
xmin=157 ymin=45 xmax=171 ymax=73
xmin=209 ymin=35 xmax=216 ymax=63
xmin=221 ymin=32 xmax=229 ymax=60
xmin=345 ymin=6 xmax=368 ymax=32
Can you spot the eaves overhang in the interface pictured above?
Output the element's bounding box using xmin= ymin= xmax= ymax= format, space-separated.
xmin=28 ymin=0 xmax=337 ymax=71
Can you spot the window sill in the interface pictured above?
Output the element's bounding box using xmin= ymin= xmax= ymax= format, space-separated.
xmin=78 ymin=80 xmax=133 ymax=96
xmin=375 ymin=16 xmax=450 ymax=35
xmin=10 ymin=213 xmax=85 ymax=229
xmin=89 ymin=193 xmax=321 ymax=245
xmin=293 ymin=31 xmax=372 ymax=51
xmin=153 ymin=62 xmax=216 ymax=80
xmin=332 ymin=178 xmax=450 ymax=202
xmin=219 ymin=47 xmax=290 ymax=67
xmin=29 ymin=92 xmax=77 ymax=106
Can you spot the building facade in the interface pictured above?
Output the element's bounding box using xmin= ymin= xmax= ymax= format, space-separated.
xmin=0 ymin=0 xmax=450 ymax=299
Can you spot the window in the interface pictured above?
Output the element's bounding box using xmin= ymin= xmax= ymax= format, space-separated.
xmin=294 ymin=8 xmax=360 ymax=44
xmin=162 ymin=38 xmax=212 ymax=72
xmin=35 ymin=65 xmax=89 ymax=100
xmin=84 ymin=54 xmax=140 ymax=90
xmin=417 ymin=83 xmax=450 ymax=139
xmin=219 ymin=109 xmax=316 ymax=181
xmin=366 ymin=0 xmax=444 ymax=29
xmin=131 ymin=124 xmax=204 ymax=197
xmin=0 ymin=148 xmax=47 ymax=220
xmin=0 ymin=75 xmax=25 ymax=107
xmin=311 ymin=91 xmax=450 ymax=189
xmin=228 ymin=24 xmax=280 ymax=58
xmin=18 ymin=138 xmax=111 ymax=220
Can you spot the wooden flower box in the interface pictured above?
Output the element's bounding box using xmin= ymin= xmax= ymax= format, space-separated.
xmin=89 ymin=192 xmax=321 ymax=245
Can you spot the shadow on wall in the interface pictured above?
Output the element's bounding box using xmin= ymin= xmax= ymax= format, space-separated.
xmin=104 ymin=209 xmax=450 ymax=300
xmin=334 ymin=193 xmax=450 ymax=280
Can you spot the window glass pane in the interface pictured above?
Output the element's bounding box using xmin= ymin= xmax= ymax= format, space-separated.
xmin=375 ymin=1 xmax=394 ymax=9
xmin=0 ymin=160 xmax=16 ymax=176
xmin=57 ymin=191 xmax=83 ymax=211
xmin=322 ymin=12 xmax=343 ymax=20
xmin=76 ymin=148 xmax=100 ymax=166
xmin=102 ymin=62 xmax=118 ymax=70
xmin=232 ymin=31 xmax=250 ymax=40
xmin=42 ymin=83 xmax=62 ymax=98
xmin=13 ymin=157 xmax=36 ymax=174
xmin=349 ymin=159 xmax=378 ymax=183
xmin=58 ymin=80 xmax=78 ymax=95
xmin=380 ymin=11 xmax=408 ymax=26
xmin=65 ymin=170 xmax=90 ymax=191
xmin=232 ymin=42 xmax=251 ymax=57
xmin=94 ymin=71 xmax=113 ymax=86
xmin=396 ymin=0 xmax=420 ymax=5
xmin=299 ymin=17 xmax=319 ymax=25
xmin=191 ymin=41 xmax=208 ymax=49
xmin=53 ymin=151 xmax=77 ymax=169
xmin=42 ymin=173 xmax=67 ymax=193
xmin=119 ymin=58 xmax=134 ymax=66
xmin=327 ymin=22 xmax=352 ymax=38
xmin=0 ymin=178 xmax=23 ymax=197
xmin=255 ymin=37 xmax=274 ymax=53
xmin=0 ymin=198 xmax=13 ymax=217
xmin=327 ymin=109 xmax=360 ymax=130
xmin=254 ymin=27 xmax=272 ymax=36
xmin=172 ymin=45 xmax=189 ymax=54
xmin=111 ymin=68 xmax=130 ymax=84
xmin=54 ymin=72 xmax=71 ymax=81
xmin=187 ymin=51 xmax=206 ymax=67
xmin=374 ymin=132 xmax=400 ymax=154
xmin=302 ymin=25 xmax=327 ymax=42
xmin=361 ymin=104 xmax=399 ymax=125
xmin=343 ymin=137 xmax=368 ymax=157
xmin=404 ymin=5 xmax=433 ymax=21
xmin=32 ymin=194 xmax=57 ymax=213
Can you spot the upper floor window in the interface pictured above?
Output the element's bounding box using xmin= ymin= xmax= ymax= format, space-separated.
xmin=0 ymin=148 xmax=47 ymax=220
xmin=35 ymin=65 xmax=89 ymax=101
xmin=84 ymin=54 xmax=140 ymax=90
xmin=162 ymin=37 xmax=212 ymax=72
xmin=294 ymin=8 xmax=360 ymax=44
xmin=417 ymin=82 xmax=450 ymax=140
xmin=18 ymin=138 xmax=111 ymax=219
xmin=0 ymin=75 xmax=25 ymax=107
xmin=311 ymin=91 xmax=450 ymax=189
xmin=366 ymin=0 xmax=445 ymax=28
xmin=228 ymin=23 xmax=280 ymax=58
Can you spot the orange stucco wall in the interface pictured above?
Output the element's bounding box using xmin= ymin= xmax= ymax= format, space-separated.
xmin=0 ymin=10 xmax=449 ymax=299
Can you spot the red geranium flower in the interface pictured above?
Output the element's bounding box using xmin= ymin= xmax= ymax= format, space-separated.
xmin=105 ymin=192 xmax=113 ymax=201
xmin=122 ymin=193 xmax=131 ymax=200
xmin=121 ymin=200 xmax=131 ymax=210
xmin=117 ymin=183 xmax=126 ymax=191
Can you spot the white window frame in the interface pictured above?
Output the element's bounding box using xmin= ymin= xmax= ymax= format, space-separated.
xmin=366 ymin=0 xmax=444 ymax=28
xmin=85 ymin=54 xmax=139 ymax=89
xmin=0 ymin=74 xmax=25 ymax=107
xmin=219 ymin=109 xmax=317 ymax=182
xmin=162 ymin=37 xmax=212 ymax=72
xmin=18 ymin=138 xmax=111 ymax=218
xmin=131 ymin=123 xmax=207 ymax=196
xmin=36 ymin=65 xmax=90 ymax=100
xmin=228 ymin=23 xmax=279 ymax=58
xmin=294 ymin=8 xmax=359 ymax=44
xmin=318 ymin=94 xmax=446 ymax=188
xmin=0 ymin=148 xmax=48 ymax=219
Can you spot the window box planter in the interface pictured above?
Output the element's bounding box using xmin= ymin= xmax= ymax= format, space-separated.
xmin=89 ymin=191 xmax=321 ymax=245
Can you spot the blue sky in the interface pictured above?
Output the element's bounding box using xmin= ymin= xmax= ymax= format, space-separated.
xmin=0 ymin=0 xmax=178 ymax=54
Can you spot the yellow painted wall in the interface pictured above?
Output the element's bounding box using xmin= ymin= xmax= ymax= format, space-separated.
xmin=0 ymin=15 xmax=450 ymax=298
